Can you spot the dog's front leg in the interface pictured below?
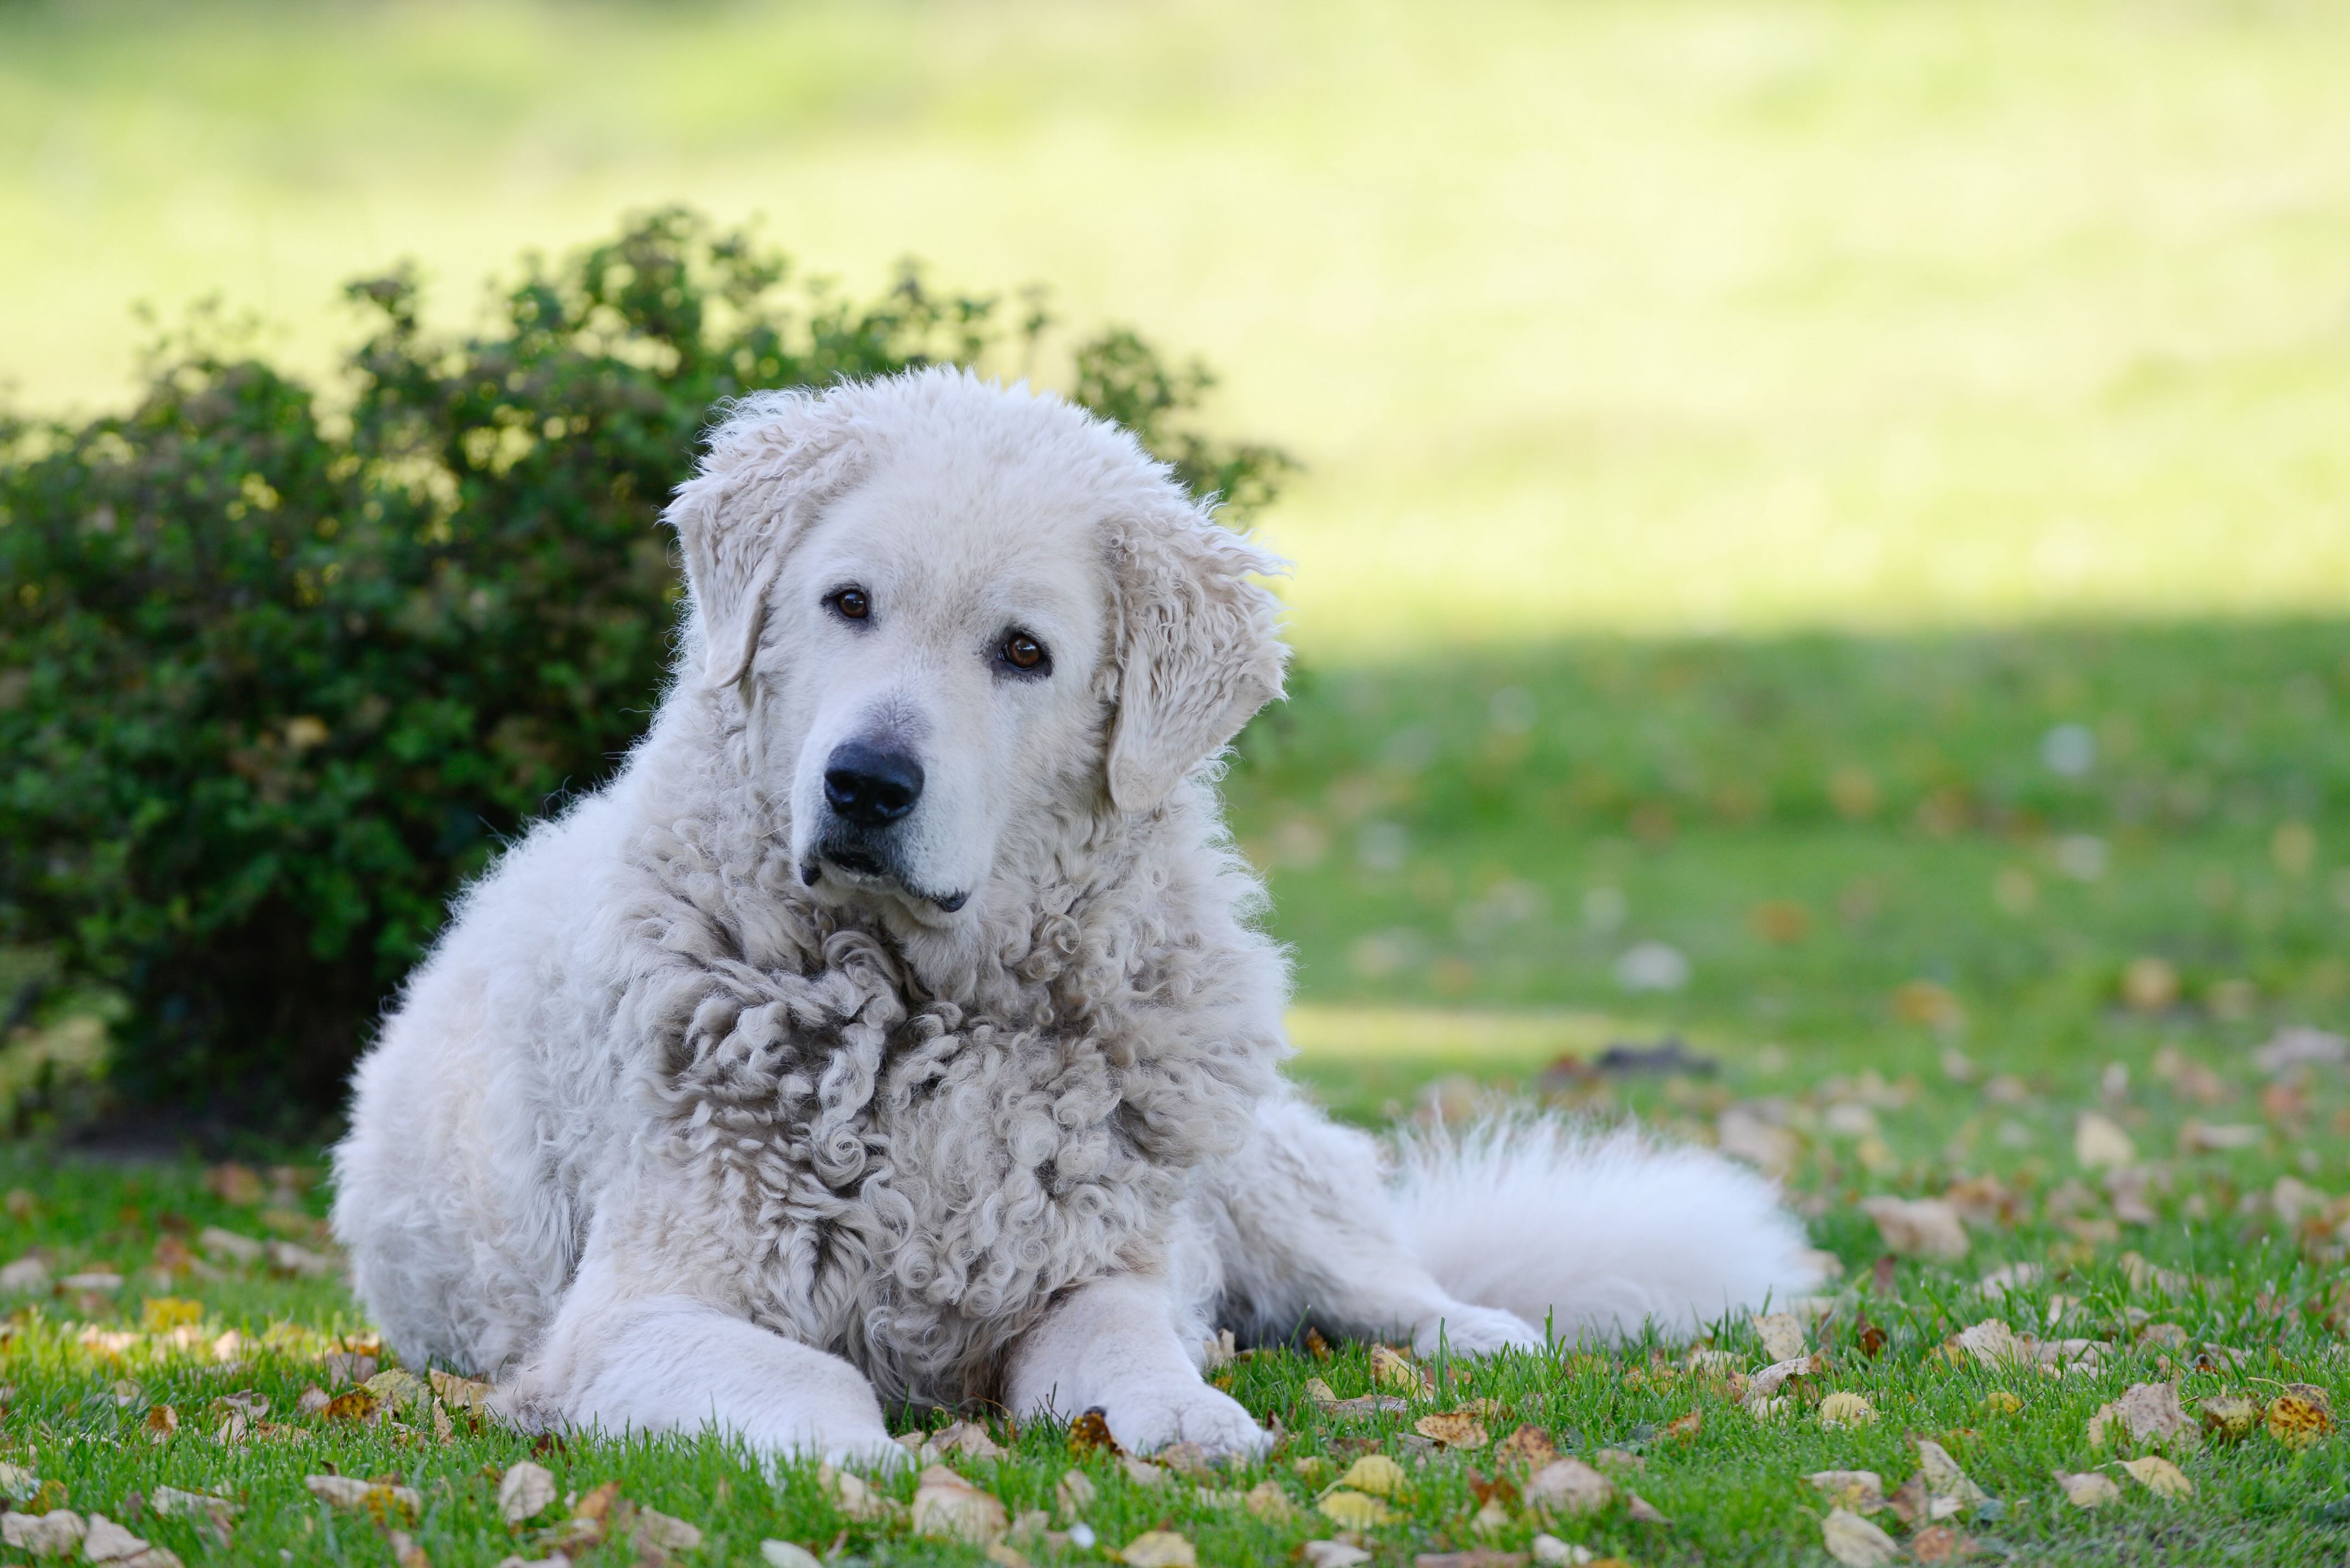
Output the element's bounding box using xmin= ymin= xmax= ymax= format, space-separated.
xmin=1006 ymin=1275 xmax=1268 ymax=1458
xmin=508 ymin=1259 xmax=900 ymax=1469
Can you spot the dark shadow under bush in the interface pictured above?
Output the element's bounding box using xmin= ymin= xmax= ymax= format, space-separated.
xmin=0 ymin=208 xmax=1290 ymax=1135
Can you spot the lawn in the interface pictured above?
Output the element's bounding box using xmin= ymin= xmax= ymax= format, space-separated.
xmin=7 ymin=616 xmax=2350 ymax=1564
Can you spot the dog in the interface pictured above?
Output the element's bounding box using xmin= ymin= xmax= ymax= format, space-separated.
xmin=330 ymin=368 xmax=1818 ymax=1465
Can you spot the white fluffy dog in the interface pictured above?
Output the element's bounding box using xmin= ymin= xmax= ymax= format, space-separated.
xmin=330 ymin=368 xmax=1817 ymax=1465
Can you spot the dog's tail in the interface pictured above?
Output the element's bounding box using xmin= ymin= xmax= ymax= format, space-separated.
xmin=1389 ymin=1110 xmax=1822 ymax=1343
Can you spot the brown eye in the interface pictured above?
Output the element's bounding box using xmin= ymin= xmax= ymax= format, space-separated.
xmin=828 ymin=586 xmax=870 ymax=621
xmin=999 ymin=630 xmax=1048 ymax=673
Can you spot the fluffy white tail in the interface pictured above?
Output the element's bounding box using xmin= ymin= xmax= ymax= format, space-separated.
xmin=1390 ymin=1112 xmax=1821 ymax=1343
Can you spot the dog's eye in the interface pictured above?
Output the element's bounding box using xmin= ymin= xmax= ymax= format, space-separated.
xmin=826 ymin=586 xmax=870 ymax=622
xmin=998 ymin=630 xmax=1049 ymax=675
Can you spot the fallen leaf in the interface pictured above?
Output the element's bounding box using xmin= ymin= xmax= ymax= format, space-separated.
xmin=364 ymin=1369 xmax=431 ymax=1416
xmin=1914 ymin=1440 xmax=1990 ymax=1518
xmin=2074 ymin=1112 xmax=2137 ymax=1170
xmin=1821 ymin=1506 xmax=1900 ymax=1567
xmin=1524 ymin=1458 xmax=1613 ymax=1515
xmin=1117 ymin=1530 xmax=1197 ymax=1568
xmin=389 ymin=1530 xmax=431 ymax=1568
xmin=1317 ymin=1489 xmax=1398 ymax=1529
xmin=1495 ymin=1425 xmax=1559 ymax=1467
xmin=1414 ymin=1409 xmax=1491 ymax=1449
xmin=2 ymin=1509 xmax=87 ymax=1556
xmin=427 ymin=1369 xmax=493 ymax=1411
xmin=80 ymin=1515 xmax=152 ymax=1564
xmin=1624 ymin=1490 xmax=1670 ymax=1525
xmin=1860 ymin=1197 xmax=1969 ymax=1261
xmin=1334 ymin=1455 xmax=1408 ymax=1498
xmin=1055 ymin=1468 xmax=1097 ymax=1520
xmin=1753 ymin=1312 xmax=1809 ymax=1361
xmin=320 ymin=1389 xmax=378 ymax=1424
xmin=1303 ymin=1544 xmax=1373 ymax=1568
xmin=1530 ymin=1536 xmax=1592 ymax=1566
xmin=2265 ymin=1385 xmax=2334 ymax=1449
xmin=2089 ymin=1382 xmax=2195 ymax=1451
xmin=760 ymin=1543 xmax=824 ymax=1568
xmin=2120 ymin=1455 xmax=2193 ymax=1499
xmin=1663 ymin=1409 xmax=1703 ymax=1440
xmin=1807 ymin=1470 xmax=1885 ymax=1513
xmin=934 ymin=1418 xmax=1008 ymax=1461
xmin=1242 ymin=1480 xmax=1296 ymax=1521
xmin=1909 ymin=1525 xmax=1974 ymax=1564
xmin=1413 ymin=1553 xmax=1531 ymax=1568
xmin=305 ymin=1475 xmax=421 ymax=1521
xmin=1818 ymin=1391 xmax=1876 ymax=1428
xmin=1120 ymin=1455 xmax=1168 ymax=1488
xmin=1371 ymin=1344 xmax=1431 ymax=1395
xmin=635 ymin=1507 xmax=702 ymax=1553
xmin=1067 ymin=1406 xmax=1120 ymax=1453
xmin=2199 ymin=1395 xmax=2260 ymax=1440
xmin=498 ymin=1461 xmax=557 ymax=1525
xmin=295 ymin=1386 xmax=331 ymax=1416
xmin=2054 ymin=1469 xmax=2120 ymax=1508
xmin=145 ymin=1404 xmax=178 ymax=1442
xmin=913 ymin=1466 xmax=1009 ymax=1543
xmin=1954 ymin=1320 xmax=2030 ymax=1367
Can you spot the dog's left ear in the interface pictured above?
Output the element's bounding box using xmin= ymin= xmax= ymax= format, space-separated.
xmin=1104 ymin=499 xmax=1288 ymax=814
xmin=665 ymin=390 xmax=866 ymax=691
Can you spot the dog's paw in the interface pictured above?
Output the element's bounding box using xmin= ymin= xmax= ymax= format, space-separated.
xmin=1101 ymin=1375 xmax=1269 ymax=1460
xmin=1412 ymin=1302 xmax=1544 ymax=1358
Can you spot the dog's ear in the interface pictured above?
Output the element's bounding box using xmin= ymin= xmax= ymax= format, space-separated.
xmin=665 ymin=390 xmax=866 ymax=691
xmin=1104 ymin=499 xmax=1288 ymax=814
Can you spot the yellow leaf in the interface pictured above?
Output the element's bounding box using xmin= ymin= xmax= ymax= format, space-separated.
xmin=1806 ymin=1470 xmax=1885 ymax=1513
xmin=2198 ymin=1396 xmax=2260 ymax=1441
xmin=1316 ymin=1490 xmax=1397 ymax=1529
xmin=427 ymin=1369 xmax=493 ymax=1412
xmin=1334 ymin=1455 xmax=1408 ymax=1498
xmin=1817 ymin=1392 xmax=1876 ymax=1428
xmin=2265 ymin=1389 xmax=2334 ymax=1450
xmin=1370 ymin=1344 xmax=1427 ymax=1395
xmin=912 ymin=1466 xmax=1009 ymax=1543
xmin=140 ymin=1297 xmax=204 ymax=1332
xmin=2119 ymin=1455 xmax=2192 ymax=1500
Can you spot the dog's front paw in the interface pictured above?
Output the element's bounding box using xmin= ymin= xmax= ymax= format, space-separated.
xmin=1100 ymin=1375 xmax=1269 ymax=1460
xmin=1412 ymin=1303 xmax=1544 ymax=1358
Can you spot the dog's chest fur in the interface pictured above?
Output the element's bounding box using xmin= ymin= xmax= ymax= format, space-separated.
xmin=630 ymin=820 xmax=1268 ymax=1405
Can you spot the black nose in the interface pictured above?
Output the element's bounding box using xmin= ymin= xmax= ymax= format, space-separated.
xmin=824 ymin=740 xmax=925 ymax=827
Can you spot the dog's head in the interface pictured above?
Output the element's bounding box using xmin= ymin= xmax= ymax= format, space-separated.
xmin=665 ymin=369 xmax=1286 ymax=924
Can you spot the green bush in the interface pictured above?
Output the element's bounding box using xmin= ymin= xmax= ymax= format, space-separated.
xmin=0 ymin=209 xmax=1289 ymax=1132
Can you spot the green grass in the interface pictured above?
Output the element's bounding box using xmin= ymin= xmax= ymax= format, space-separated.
xmin=9 ymin=616 xmax=2350 ymax=1563
xmin=7 ymin=0 xmax=2350 ymax=650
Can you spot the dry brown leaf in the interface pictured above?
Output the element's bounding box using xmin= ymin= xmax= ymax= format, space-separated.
xmin=1414 ymin=1409 xmax=1491 ymax=1449
xmin=1821 ymin=1507 xmax=1900 ymax=1567
xmin=1523 ymin=1458 xmax=1613 ymax=1516
xmin=2119 ymin=1455 xmax=2192 ymax=1499
xmin=2054 ymin=1469 xmax=2119 ymax=1508
xmin=913 ymin=1466 xmax=1009 ymax=1543
xmin=1495 ymin=1424 xmax=1559 ymax=1467
xmin=1806 ymin=1470 xmax=1885 ymax=1513
xmin=1302 ymin=1544 xmax=1374 ymax=1568
xmin=1116 ymin=1530 xmax=1197 ymax=1568
xmin=1860 ymin=1197 xmax=1969 ymax=1261
xmin=320 ymin=1389 xmax=378 ymax=1424
xmin=145 ymin=1404 xmax=179 ymax=1442
xmin=80 ymin=1515 xmax=152 ymax=1564
xmin=2089 ymin=1382 xmax=2194 ymax=1451
xmin=819 ymin=1464 xmax=904 ymax=1524
xmin=1623 ymin=1490 xmax=1670 ymax=1525
xmin=497 ymin=1461 xmax=557 ymax=1525
xmin=1914 ymin=1440 xmax=1990 ymax=1518
xmin=1909 ymin=1525 xmax=1975 ymax=1564
xmin=1316 ymin=1490 xmax=1398 ymax=1529
xmin=1663 ymin=1409 xmax=1703 ymax=1441
xmin=934 ymin=1418 xmax=1008 ymax=1461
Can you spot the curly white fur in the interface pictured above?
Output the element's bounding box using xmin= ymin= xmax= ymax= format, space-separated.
xmin=330 ymin=368 xmax=1819 ymax=1464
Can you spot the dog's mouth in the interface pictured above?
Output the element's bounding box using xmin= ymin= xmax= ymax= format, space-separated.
xmin=801 ymin=846 xmax=968 ymax=915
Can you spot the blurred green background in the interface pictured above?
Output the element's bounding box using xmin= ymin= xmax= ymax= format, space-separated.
xmin=5 ymin=0 xmax=2349 ymax=1134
